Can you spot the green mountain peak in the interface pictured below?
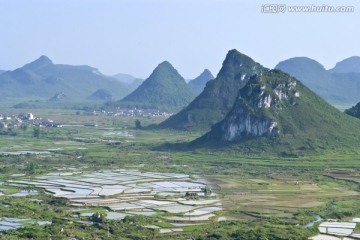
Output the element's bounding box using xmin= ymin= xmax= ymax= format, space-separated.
xmin=119 ymin=61 xmax=196 ymax=111
xmin=158 ymin=49 xmax=267 ymax=131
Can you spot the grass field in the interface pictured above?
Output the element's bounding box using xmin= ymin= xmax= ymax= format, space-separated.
xmin=0 ymin=105 xmax=359 ymax=239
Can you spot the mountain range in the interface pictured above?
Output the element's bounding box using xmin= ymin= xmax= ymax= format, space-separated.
xmin=188 ymin=69 xmax=214 ymax=95
xmin=116 ymin=61 xmax=196 ymax=112
xmin=158 ymin=50 xmax=267 ymax=131
xmin=193 ymin=68 xmax=360 ymax=153
xmin=0 ymin=56 xmax=129 ymax=100
xmin=275 ymin=57 xmax=360 ymax=105
xmin=144 ymin=49 xmax=360 ymax=154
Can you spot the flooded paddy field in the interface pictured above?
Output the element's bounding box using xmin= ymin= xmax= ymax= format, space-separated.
xmin=0 ymin=217 xmax=51 ymax=231
xmin=3 ymin=168 xmax=222 ymax=234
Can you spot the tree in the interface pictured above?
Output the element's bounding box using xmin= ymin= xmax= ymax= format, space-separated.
xmin=135 ymin=119 xmax=142 ymax=129
xmin=20 ymin=124 xmax=28 ymax=131
xmin=33 ymin=127 xmax=40 ymax=138
xmin=27 ymin=161 xmax=37 ymax=174
xmin=91 ymin=212 xmax=104 ymax=223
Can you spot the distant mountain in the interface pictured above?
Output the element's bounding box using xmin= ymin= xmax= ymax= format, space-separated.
xmin=275 ymin=57 xmax=340 ymax=102
xmin=0 ymin=70 xmax=5 ymax=75
xmin=128 ymin=78 xmax=144 ymax=92
xmin=330 ymin=72 xmax=360 ymax=103
xmin=329 ymin=56 xmax=360 ymax=73
xmin=87 ymin=89 xmax=113 ymax=101
xmin=113 ymin=73 xmax=144 ymax=92
xmin=158 ymin=49 xmax=267 ymax=131
xmin=0 ymin=56 xmax=129 ymax=100
xmin=113 ymin=73 xmax=136 ymax=84
xmin=117 ymin=61 xmax=196 ymax=112
xmin=194 ymin=69 xmax=360 ymax=154
xmin=275 ymin=57 xmax=360 ymax=105
xmin=188 ymin=69 xmax=214 ymax=95
xmin=49 ymin=92 xmax=67 ymax=102
xmin=345 ymin=102 xmax=360 ymax=118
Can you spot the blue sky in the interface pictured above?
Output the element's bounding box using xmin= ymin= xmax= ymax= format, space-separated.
xmin=0 ymin=0 xmax=359 ymax=79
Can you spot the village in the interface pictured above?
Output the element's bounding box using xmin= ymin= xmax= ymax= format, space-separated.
xmin=84 ymin=108 xmax=173 ymax=118
xmin=0 ymin=108 xmax=172 ymax=132
xmin=0 ymin=112 xmax=62 ymax=130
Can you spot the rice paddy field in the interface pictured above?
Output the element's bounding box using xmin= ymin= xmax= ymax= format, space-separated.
xmin=0 ymin=107 xmax=360 ymax=239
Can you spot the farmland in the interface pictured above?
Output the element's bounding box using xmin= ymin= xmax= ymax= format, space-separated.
xmin=0 ymin=106 xmax=360 ymax=239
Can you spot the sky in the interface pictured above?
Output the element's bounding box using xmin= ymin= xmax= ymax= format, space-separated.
xmin=0 ymin=0 xmax=359 ymax=79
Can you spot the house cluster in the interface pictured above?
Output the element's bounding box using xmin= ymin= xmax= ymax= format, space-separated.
xmin=112 ymin=108 xmax=173 ymax=117
xmin=0 ymin=113 xmax=62 ymax=129
xmin=84 ymin=108 xmax=173 ymax=118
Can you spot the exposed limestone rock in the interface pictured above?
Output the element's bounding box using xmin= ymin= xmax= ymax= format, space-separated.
xmin=198 ymin=69 xmax=301 ymax=142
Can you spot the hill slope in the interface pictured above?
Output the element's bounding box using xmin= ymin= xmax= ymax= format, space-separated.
xmin=159 ymin=50 xmax=267 ymax=131
xmin=188 ymin=69 xmax=214 ymax=95
xmin=275 ymin=57 xmax=360 ymax=105
xmin=0 ymin=56 xmax=129 ymax=100
xmin=87 ymin=89 xmax=113 ymax=101
xmin=345 ymin=102 xmax=360 ymax=119
xmin=128 ymin=78 xmax=144 ymax=92
xmin=194 ymin=69 xmax=360 ymax=154
xmin=118 ymin=61 xmax=196 ymax=112
xmin=329 ymin=56 xmax=360 ymax=73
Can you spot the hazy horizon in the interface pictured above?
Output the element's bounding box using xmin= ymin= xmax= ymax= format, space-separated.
xmin=0 ymin=0 xmax=359 ymax=79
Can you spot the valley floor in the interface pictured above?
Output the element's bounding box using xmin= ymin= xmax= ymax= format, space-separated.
xmin=0 ymin=106 xmax=360 ymax=239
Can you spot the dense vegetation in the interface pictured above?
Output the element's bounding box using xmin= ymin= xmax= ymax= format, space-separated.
xmin=159 ymin=49 xmax=267 ymax=131
xmin=117 ymin=61 xmax=196 ymax=112
xmin=194 ymin=70 xmax=360 ymax=155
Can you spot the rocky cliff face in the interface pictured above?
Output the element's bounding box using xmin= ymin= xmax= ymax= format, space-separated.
xmin=222 ymin=115 xmax=278 ymax=141
xmin=200 ymin=70 xmax=301 ymax=142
